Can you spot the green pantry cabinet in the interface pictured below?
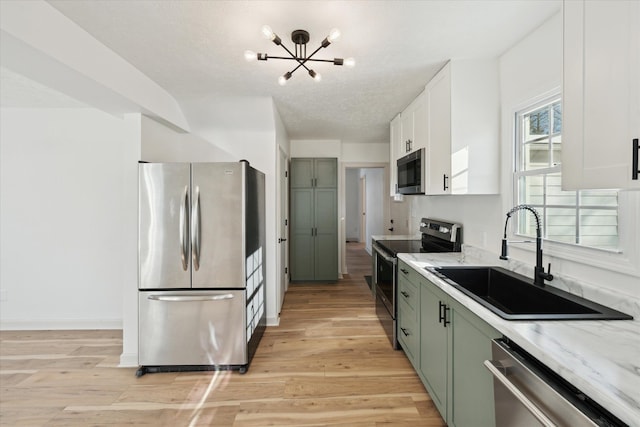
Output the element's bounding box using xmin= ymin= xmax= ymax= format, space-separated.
xmin=397 ymin=260 xmax=500 ymax=427
xmin=290 ymin=158 xmax=338 ymax=282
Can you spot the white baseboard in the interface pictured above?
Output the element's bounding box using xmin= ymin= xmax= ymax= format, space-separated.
xmin=266 ymin=316 xmax=280 ymax=327
xmin=0 ymin=318 xmax=122 ymax=330
xmin=119 ymin=352 xmax=138 ymax=368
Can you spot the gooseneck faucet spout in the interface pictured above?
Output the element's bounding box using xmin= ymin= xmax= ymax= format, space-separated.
xmin=500 ymin=205 xmax=553 ymax=287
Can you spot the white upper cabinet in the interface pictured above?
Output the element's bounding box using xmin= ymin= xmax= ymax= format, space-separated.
xmin=390 ymin=113 xmax=402 ymax=195
xmin=562 ymin=0 xmax=640 ymax=190
xmin=399 ymin=91 xmax=427 ymax=157
xmin=425 ymin=60 xmax=500 ymax=195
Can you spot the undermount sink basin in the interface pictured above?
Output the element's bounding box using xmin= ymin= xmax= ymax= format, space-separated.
xmin=428 ymin=266 xmax=633 ymax=321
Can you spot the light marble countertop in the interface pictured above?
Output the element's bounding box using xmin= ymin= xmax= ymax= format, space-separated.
xmin=397 ymin=251 xmax=640 ymax=426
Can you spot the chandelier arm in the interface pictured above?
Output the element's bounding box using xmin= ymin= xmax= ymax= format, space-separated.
xmin=304 ymin=58 xmax=340 ymax=64
xmin=305 ymin=45 xmax=325 ymax=62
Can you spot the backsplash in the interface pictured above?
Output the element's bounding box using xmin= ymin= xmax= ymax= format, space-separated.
xmin=462 ymin=245 xmax=640 ymax=320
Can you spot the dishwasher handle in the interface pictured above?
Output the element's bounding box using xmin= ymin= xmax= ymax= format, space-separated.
xmin=483 ymin=359 xmax=556 ymax=427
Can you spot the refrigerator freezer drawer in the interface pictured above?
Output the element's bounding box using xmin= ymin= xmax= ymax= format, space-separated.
xmin=139 ymin=290 xmax=246 ymax=366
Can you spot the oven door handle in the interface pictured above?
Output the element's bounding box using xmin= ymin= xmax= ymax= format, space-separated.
xmin=483 ymin=360 xmax=556 ymax=427
xmin=373 ymin=245 xmax=396 ymax=264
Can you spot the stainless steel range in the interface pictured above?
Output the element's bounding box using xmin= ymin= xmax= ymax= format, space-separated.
xmin=372 ymin=218 xmax=462 ymax=349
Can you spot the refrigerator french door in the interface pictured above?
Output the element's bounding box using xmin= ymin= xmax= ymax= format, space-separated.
xmin=137 ymin=162 xmax=266 ymax=375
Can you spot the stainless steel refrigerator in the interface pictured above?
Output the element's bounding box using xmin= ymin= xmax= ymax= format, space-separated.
xmin=137 ymin=161 xmax=266 ymax=376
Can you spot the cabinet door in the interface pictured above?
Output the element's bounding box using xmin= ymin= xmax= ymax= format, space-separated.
xmin=314 ymin=188 xmax=338 ymax=281
xmin=426 ymin=64 xmax=452 ymax=195
xmin=411 ymin=92 xmax=427 ymax=153
xmin=290 ymin=158 xmax=314 ymax=188
xmin=563 ymin=0 xmax=640 ymax=190
xmin=401 ymin=107 xmax=414 ymax=154
xmin=419 ymin=279 xmax=449 ymax=420
xmin=390 ymin=114 xmax=402 ymax=195
xmin=314 ymin=158 xmax=337 ymax=188
xmin=397 ymin=275 xmax=419 ymax=367
xmin=448 ymin=299 xmax=500 ymax=427
xmin=290 ymin=188 xmax=314 ymax=280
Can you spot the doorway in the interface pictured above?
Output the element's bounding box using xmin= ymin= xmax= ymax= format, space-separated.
xmin=341 ymin=163 xmax=389 ymax=276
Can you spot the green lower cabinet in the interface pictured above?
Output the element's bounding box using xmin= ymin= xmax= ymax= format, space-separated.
xmin=397 ymin=269 xmax=420 ymax=368
xmin=447 ymin=298 xmax=501 ymax=427
xmin=413 ymin=274 xmax=499 ymax=427
xmin=418 ymin=279 xmax=449 ymax=418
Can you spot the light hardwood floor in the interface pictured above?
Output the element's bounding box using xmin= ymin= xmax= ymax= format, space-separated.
xmin=0 ymin=243 xmax=445 ymax=426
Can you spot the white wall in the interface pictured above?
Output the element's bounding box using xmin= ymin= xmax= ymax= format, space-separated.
xmin=290 ymin=139 xmax=341 ymax=158
xmin=361 ymin=168 xmax=385 ymax=253
xmin=342 ymin=141 xmax=389 ymax=163
xmin=141 ymin=116 xmax=235 ymax=162
xmin=0 ymin=108 xmax=140 ymax=330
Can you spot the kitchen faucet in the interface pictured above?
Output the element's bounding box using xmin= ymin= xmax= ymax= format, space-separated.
xmin=500 ymin=204 xmax=553 ymax=287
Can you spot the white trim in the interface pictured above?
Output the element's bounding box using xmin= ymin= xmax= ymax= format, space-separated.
xmin=118 ymin=352 xmax=138 ymax=368
xmin=0 ymin=319 xmax=122 ymax=330
xmin=266 ymin=316 xmax=280 ymax=327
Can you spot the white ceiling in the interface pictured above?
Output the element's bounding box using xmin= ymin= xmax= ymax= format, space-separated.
xmin=14 ymin=1 xmax=561 ymax=143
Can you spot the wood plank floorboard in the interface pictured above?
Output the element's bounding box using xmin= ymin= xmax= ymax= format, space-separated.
xmin=0 ymin=242 xmax=445 ymax=426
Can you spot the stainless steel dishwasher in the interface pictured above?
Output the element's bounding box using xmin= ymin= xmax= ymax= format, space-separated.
xmin=485 ymin=338 xmax=627 ymax=427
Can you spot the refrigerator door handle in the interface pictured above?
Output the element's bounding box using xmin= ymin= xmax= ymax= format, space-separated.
xmin=191 ymin=186 xmax=201 ymax=271
xmin=179 ymin=186 xmax=189 ymax=271
xmin=147 ymin=294 xmax=235 ymax=302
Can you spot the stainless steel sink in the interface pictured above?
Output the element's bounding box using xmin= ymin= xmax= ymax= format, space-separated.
xmin=428 ymin=266 xmax=633 ymax=320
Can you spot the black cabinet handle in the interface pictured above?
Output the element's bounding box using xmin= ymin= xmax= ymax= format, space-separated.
xmin=401 ymin=291 xmax=410 ymax=298
xmin=400 ymin=268 xmax=409 ymax=275
xmin=400 ymin=327 xmax=410 ymax=337
xmin=438 ymin=301 xmax=451 ymax=327
xmin=443 ymin=174 xmax=449 ymax=191
xmin=443 ymin=305 xmax=451 ymax=327
xmin=633 ymin=138 xmax=639 ymax=181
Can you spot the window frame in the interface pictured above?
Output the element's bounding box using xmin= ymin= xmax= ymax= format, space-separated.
xmin=512 ymin=95 xmax=620 ymax=251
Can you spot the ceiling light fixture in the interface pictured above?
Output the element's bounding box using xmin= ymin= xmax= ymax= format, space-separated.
xmin=245 ymin=25 xmax=355 ymax=85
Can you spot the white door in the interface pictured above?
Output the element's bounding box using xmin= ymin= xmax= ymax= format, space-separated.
xmin=360 ymin=175 xmax=367 ymax=242
xmin=278 ymin=149 xmax=289 ymax=312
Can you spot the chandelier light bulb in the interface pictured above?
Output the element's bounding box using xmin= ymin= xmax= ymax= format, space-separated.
xmin=278 ymin=71 xmax=292 ymax=86
xmin=327 ymin=28 xmax=341 ymax=43
xmin=344 ymin=57 xmax=356 ymax=68
xmin=311 ymin=71 xmax=322 ymax=82
xmin=262 ymin=25 xmax=275 ymax=40
xmin=244 ymin=50 xmax=257 ymax=62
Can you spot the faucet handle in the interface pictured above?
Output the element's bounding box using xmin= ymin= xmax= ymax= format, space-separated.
xmin=544 ymin=263 xmax=554 ymax=281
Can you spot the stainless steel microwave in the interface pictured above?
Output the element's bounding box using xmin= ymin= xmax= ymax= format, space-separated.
xmin=397 ymin=148 xmax=425 ymax=195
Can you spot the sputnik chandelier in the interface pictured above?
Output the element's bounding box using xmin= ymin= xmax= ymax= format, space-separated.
xmin=245 ymin=25 xmax=355 ymax=85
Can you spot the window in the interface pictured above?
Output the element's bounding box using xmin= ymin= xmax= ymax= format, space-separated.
xmin=514 ymin=97 xmax=619 ymax=250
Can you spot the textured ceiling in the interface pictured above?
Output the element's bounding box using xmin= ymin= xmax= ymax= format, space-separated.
xmin=24 ymin=1 xmax=561 ymax=143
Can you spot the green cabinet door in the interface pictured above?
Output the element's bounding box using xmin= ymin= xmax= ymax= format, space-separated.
xmin=397 ymin=273 xmax=420 ymax=368
xmin=448 ymin=299 xmax=500 ymax=427
xmin=290 ymin=188 xmax=314 ymax=281
xmin=314 ymin=158 xmax=338 ymax=188
xmin=419 ymin=278 xmax=449 ymax=419
xmin=290 ymin=158 xmax=314 ymax=188
xmin=314 ymin=188 xmax=338 ymax=281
